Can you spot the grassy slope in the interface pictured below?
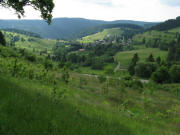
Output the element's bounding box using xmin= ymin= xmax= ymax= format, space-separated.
xmin=0 ymin=70 xmax=180 ymax=135
xmin=168 ymin=26 xmax=180 ymax=33
xmin=115 ymin=47 xmax=168 ymax=68
xmin=133 ymin=27 xmax=180 ymax=44
xmin=0 ymin=75 xmax=133 ymax=135
xmin=79 ymin=28 xmax=123 ymax=43
xmin=4 ymin=31 xmax=56 ymax=54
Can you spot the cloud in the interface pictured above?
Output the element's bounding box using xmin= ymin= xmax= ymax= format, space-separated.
xmin=79 ymin=0 xmax=113 ymax=7
xmin=1 ymin=0 xmax=180 ymax=22
xmin=160 ymin=0 xmax=180 ymax=7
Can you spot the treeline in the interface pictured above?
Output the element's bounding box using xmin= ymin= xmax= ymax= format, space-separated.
xmin=0 ymin=31 xmax=6 ymax=46
xmin=140 ymin=32 xmax=179 ymax=51
xmin=52 ymin=40 xmax=123 ymax=70
xmin=128 ymin=46 xmax=180 ymax=84
xmin=2 ymin=28 xmax=41 ymax=38
xmin=151 ymin=16 xmax=180 ymax=31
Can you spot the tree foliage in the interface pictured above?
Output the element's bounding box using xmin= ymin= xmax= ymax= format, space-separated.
xmin=167 ymin=40 xmax=180 ymax=61
xmin=147 ymin=54 xmax=155 ymax=62
xmin=151 ymin=66 xmax=170 ymax=84
xmin=135 ymin=62 xmax=157 ymax=78
xmin=0 ymin=31 xmax=6 ymax=46
xmin=0 ymin=0 xmax=54 ymax=24
xmin=128 ymin=53 xmax=139 ymax=76
xmin=169 ymin=65 xmax=180 ymax=83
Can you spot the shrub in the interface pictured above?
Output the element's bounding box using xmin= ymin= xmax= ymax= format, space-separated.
xmin=98 ymin=75 xmax=107 ymax=83
xmin=91 ymin=58 xmax=104 ymax=70
xmin=135 ymin=62 xmax=157 ymax=78
xmin=169 ymin=65 xmax=180 ymax=83
xmin=122 ymin=75 xmax=132 ymax=81
xmin=104 ymin=66 xmax=114 ymax=75
xmin=44 ymin=58 xmax=53 ymax=70
xmin=24 ymin=52 xmax=36 ymax=62
xmin=151 ymin=66 xmax=170 ymax=83
xmin=131 ymin=79 xmax=143 ymax=89
xmin=61 ymin=67 xmax=70 ymax=84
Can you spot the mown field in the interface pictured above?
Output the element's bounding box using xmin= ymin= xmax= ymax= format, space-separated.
xmin=79 ymin=28 xmax=123 ymax=43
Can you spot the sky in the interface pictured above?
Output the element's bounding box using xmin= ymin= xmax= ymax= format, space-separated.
xmin=0 ymin=0 xmax=180 ymax=22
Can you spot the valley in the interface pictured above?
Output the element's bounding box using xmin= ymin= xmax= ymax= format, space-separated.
xmin=0 ymin=16 xmax=180 ymax=135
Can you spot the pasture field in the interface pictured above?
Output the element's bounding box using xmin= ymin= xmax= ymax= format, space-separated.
xmin=115 ymin=47 xmax=168 ymax=68
xmin=79 ymin=28 xmax=123 ymax=43
xmin=3 ymin=31 xmax=56 ymax=54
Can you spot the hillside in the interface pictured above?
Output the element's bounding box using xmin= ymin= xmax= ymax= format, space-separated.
xmin=115 ymin=47 xmax=168 ymax=68
xmin=76 ymin=23 xmax=143 ymax=39
xmin=78 ymin=23 xmax=143 ymax=43
xmin=151 ymin=16 xmax=180 ymax=31
xmin=0 ymin=18 xmax=158 ymax=39
xmin=132 ymin=27 xmax=180 ymax=51
xmin=0 ymin=44 xmax=179 ymax=135
xmin=79 ymin=28 xmax=123 ymax=43
xmin=2 ymin=31 xmax=56 ymax=54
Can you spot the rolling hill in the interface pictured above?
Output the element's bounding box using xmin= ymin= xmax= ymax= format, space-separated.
xmin=0 ymin=18 xmax=159 ymax=39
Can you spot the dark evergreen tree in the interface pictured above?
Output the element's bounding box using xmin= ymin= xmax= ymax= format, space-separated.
xmin=128 ymin=53 xmax=139 ymax=76
xmin=167 ymin=40 xmax=180 ymax=61
xmin=156 ymin=56 xmax=161 ymax=65
xmin=169 ymin=65 xmax=180 ymax=83
xmin=147 ymin=53 xmax=155 ymax=62
xmin=0 ymin=31 xmax=6 ymax=46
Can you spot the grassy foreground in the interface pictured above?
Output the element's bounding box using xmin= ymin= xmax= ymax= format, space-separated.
xmin=0 ymin=75 xmax=134 ymax=135
xmin=0 ymin=72 xmax=180 ymax=135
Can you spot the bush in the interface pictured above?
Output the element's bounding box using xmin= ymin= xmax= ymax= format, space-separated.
xmin=131 ymin=79 xmax=143 ymax=89
xmin=135 ymin=62 xmax=157 ymax=78
xmin=169 ymin=65 xmax=180 ymax=83
xmin=44 ymin=59 xmax=53 ymax=70
xmin=104 ymin=66 xmax=114 ymax=75
xmin=122 ymin=75 xmax=132 ymax=81
xmin=91 ymin=58 xmax=104 ymax=70
xmin=98 ymin=75 xmax=107 ymax=83
xmin=151 ymin=66 xmax=170 ymax=83
xmin=24 ymin=51 xmax=36 ymax=62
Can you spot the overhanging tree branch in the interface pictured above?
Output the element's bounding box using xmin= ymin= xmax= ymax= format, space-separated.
xmin=0 ymin=0 xmax=54 ymax=24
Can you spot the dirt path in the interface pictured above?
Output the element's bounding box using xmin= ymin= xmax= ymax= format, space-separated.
xmin=78 ymin=73 xmax=149 ymax=83
xmin=114 ymin=62 xmax=120 ymax=72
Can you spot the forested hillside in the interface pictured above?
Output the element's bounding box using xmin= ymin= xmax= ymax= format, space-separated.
xmin=0 ymin=18 xmax=158 ymax=39
xmin=151 ymin=16 xmax=180 ymax=31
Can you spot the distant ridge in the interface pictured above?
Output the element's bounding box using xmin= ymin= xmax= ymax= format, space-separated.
xmin=0 ymin=18 xmax=159 ymax=39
